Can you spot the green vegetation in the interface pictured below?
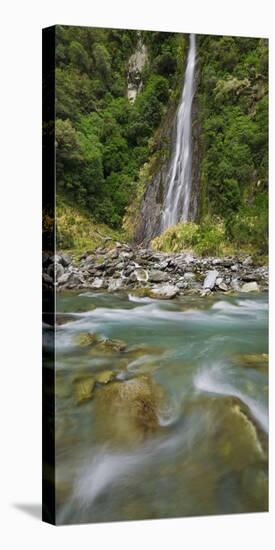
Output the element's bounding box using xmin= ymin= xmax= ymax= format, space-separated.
xmin=152 ymin=220 xmax=227 ymax=257
xmin=55 ymin=27 xmax=268 ymax=257
xmin=56 ymin=200 xmax=125 ymax=254
xmin=197 ymin=35 xmax=268 ymax=254
xmin=56 ymin=26 xmax=185 ymax=231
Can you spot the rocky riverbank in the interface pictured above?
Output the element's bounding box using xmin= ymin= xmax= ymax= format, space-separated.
xmin=43 ymin=242 xmax=268 ymax=298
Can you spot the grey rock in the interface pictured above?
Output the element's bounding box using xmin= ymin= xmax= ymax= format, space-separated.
xmin=130 ymin=269 xmax=149 ymax=283
xmin=91 ymin=277 xmax=104 ymax=289
xmin=231 ymin=264 xmax=239 ymax=272
xmin=203 ymin=270 xmax=219 ymax=290
xmin=218 ymin=282 xmax=228 ymax=291
xmin=241 ymin=281 xmax=259 ymax=293
xmin=108 ymin=278 xmax=123 ymax=292
xmin=183 ymin=272 xmax=196 ymax=281
xmin=60 ymin=254 xmax=71 ymax=267
xmin=42 ymin=272 xmax=53 ymax=284
xmin=57 ymin=271 xmax=70 ymax=285
xmin=231 ymin=278 xmax=240 ymax=291
xmin=150 ymin=284 xmax=179 ymax=300
xmin=148 ymin=270 xmax=169 ymax=283
xmin=243 ymin=256 xmax=253 ymax=266
xmin=56 ymin=263 xmax=65 ymax=280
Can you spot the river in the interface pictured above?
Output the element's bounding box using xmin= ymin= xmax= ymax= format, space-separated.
xmin=53 ymin=290 xmax=268 ymax=524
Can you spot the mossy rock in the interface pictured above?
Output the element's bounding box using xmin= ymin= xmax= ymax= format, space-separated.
xmin=130 ymin=288 xmax=152 ymax=298
xmin=74 ymin=332 xmax=100 ymax=347
xmin=93 ymin=337 xmax=127 ymax=354
xmin=183 ymin=395 xmax=267 ymax=471
xmin=95 ymin=370 xmax=115 ymax=384
xmin=94 ymin=375 xmax=166 ymax=446
xmin=124 ymin=343 xmax=166 ymax=360
xmin=73 ymin=376 xmax=95 ymax=404
xmin=232 ymin=353 xmax=268 ymax=374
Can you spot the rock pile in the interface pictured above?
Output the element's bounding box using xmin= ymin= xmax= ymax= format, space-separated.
xmin=42 ymin=243 xmax=268 ymax=297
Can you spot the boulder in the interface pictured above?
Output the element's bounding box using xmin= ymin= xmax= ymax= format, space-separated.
xmin=94 ymin=337 xmax=127 ymax=353
xmin=130 ymin=269 xmax=149 ymax=283
xmin=75 ymin=332 xmax=100 ymax=347
xmin=203 ymin=270 xmax=219 ymax=290
xmin=57 ymin=272 xmax=70 ymax=285
xmin=148 ymin=270 xmax=169 ymax=283
xmin=183 ymin=272 xmax=196 ymax=281
xmin=95 ymin=375 xmax=165 ymax=444
xmin=108 ymin=278 xmax=123 ymax=292
xmin=218 ymin=282 xmax=228 ymax=291
xmin=231 ymin=278 xmax=240 ymax=291
xmin=149 ymin=284 xmax=179 ymax=299
xmin=95 ymin=370 xmax=115 ymax=384
xmin=60 ymin=254 xmax=71 ymax=267
xmin=242 ymin=281 xmax=259 ymax=293
xmin=91 ymin=277 xmax=104 ymax=289
xmin=243 ymin=256 xmax=253 ymax=266
xmin=55 ymin=264 xmax=65 ymax=280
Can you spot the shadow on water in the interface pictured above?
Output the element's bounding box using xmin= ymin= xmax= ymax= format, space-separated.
xmin=13 ymin=503 xmax=41 ymax=521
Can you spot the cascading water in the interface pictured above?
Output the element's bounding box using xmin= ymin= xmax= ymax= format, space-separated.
xmin=161 ymin=33 xmax=196 ymax=230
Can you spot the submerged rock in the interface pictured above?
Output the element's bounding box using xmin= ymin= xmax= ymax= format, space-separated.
xmin=95 ymin=375 xmax=165 ymax=445
xmin=94 ymin=337 xmax=127 ymax=353
xmin=75 ymin=332 xmax=100 ymax=347
xmin=232 ymin=353 xmax=268 ymax=373
xmin=74 ymin=376 xmax=95 ymax=404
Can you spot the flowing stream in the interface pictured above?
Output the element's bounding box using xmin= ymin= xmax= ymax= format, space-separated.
xmin=162 ymin=33 xmax=196 ymax=230
xmin=52 ymin=291 xmax=268 ymax=524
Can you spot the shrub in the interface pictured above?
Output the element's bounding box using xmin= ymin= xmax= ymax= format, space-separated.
xmin=152 ymin=220 xmax=226 ymax=257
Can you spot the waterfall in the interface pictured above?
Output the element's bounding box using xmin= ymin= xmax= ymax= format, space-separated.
xmin=161 ymin=34 xmax=196 ymax=230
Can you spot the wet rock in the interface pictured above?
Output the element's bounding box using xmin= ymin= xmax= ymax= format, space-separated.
xmin=200 ymin=288 xmax=212 ymax=297
xmin=232 ymin=353 xmax=268 ymax=374
xmin=56 ymin=313 xmax=76 ymax=325
xmin=203 ymin=270 xmax=219 ymax=290
xmin=149 ymin=284 xmax=179 ymax=299
xmin=242 ymin=281 xmax=259 ymax=293
xmin=95 ymin=375 xmax=165 ymax=444
xmin=75 ymin=332 xmax=100 ymax=347
xmin=74 ymin=376 xmax=95 ymax=404
xmin=94 ymin=337 xmax=127 ymax=353
xmin=95 ymin=370 xmax=115 ymax=384
xmin=108 ymin=278 xmax=123 ymax=292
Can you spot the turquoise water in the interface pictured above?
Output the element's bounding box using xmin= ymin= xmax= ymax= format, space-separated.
xmin=54 ymin=291 xmax=268 ymax=524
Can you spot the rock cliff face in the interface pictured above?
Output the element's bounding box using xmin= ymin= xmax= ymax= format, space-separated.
xmin=127 ymin=38 xmax=148 ymax=103
xmin=136 ymin=62 xmax=201 ymax=245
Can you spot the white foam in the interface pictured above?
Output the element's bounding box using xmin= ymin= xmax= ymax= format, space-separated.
xmin=194 ymin=365 xmax=268 ymax=433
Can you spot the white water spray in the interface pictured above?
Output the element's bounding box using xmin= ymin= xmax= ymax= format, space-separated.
xmin=162 ymin=33 xmax=196 ymax=229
